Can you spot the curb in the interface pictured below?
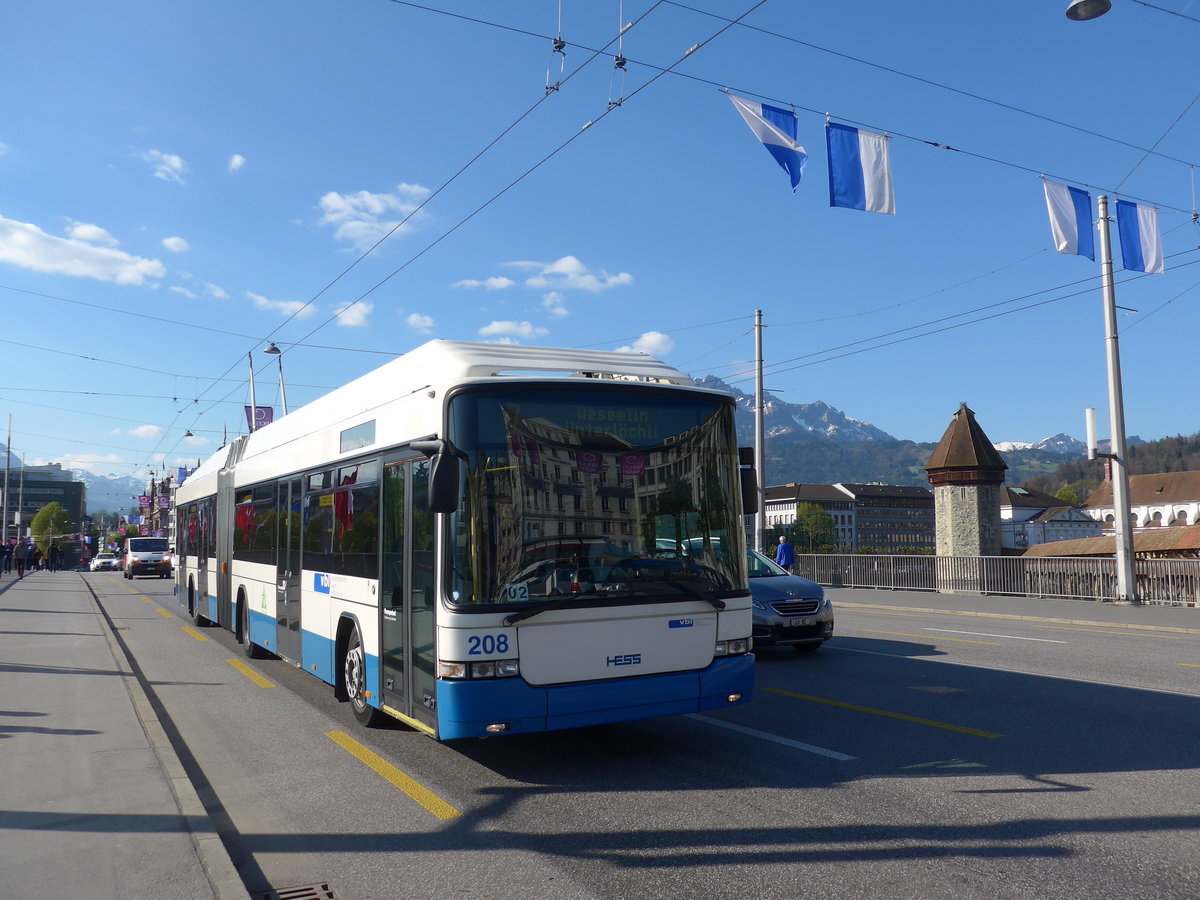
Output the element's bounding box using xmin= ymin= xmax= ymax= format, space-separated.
xmin=91 ymin=586 xmax=251 ymax=900
xmin=834 ymin=600 xmax=1200 ymax=636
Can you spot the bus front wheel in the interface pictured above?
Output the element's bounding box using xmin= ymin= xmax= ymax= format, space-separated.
xmin=241 ymin=596 xmax=269 ymax=659
xmin=344 ymin=628 xmax=385 ymax=727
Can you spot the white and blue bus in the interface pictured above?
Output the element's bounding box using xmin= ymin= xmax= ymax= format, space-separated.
xmin=174 ymin=340 xmax=756 ymax=739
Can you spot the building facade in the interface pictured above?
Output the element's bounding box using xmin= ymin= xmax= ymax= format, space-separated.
xmin=762 ymin=481 xmax=934 ymax=552
xmin=1001 ymin=485 xmax=1102 ymax=552
xmin=1082 ymin=469 xmax=1200 ymax=531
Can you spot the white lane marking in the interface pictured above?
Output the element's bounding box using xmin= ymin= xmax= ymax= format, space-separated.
xmin=925 ymin=628 xmax=1067 ymax=644
xmin=685 ymin=714 xmax=856 ymax=761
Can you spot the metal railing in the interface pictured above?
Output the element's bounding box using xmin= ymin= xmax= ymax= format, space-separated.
xmin=792 ymin=554 xmax=1200 ymax=607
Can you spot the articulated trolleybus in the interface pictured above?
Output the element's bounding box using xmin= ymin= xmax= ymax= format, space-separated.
xmin=174 ymin=340 xmax=756 ymax=739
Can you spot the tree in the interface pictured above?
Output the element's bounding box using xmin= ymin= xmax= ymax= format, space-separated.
xmin=794 ymin=502 xmax=837 ymax=552
xmin=1054 ymin=485 xmax=1081 ymax=507
xmin=31 ymin=502 xmax=73 ymax=553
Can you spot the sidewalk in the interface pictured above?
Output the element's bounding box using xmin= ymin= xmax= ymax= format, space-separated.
xmin=0 ymin=569 xmax=249 ymax=900
xmin=829 ymin=584 xmax=1200 ymax=634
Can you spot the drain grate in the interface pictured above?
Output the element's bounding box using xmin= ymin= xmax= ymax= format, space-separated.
xmin=260 ymin=884 xmax=337 ymax=900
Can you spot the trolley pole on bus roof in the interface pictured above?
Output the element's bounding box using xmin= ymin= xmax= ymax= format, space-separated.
xmin=248 ymin=352 xmax=258 ymax=432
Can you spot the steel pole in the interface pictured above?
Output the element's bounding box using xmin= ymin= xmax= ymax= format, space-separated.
xmin=1096 ymin=195 xmax=1137 ymax=602
xmin=754 ymin=309 xmax=765 ymax=553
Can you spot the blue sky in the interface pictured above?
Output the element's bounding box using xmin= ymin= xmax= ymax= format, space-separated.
xmin=3 ymin=0 xmax=1199 ymax=480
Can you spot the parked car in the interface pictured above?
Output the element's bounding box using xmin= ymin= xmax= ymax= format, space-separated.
xmin=90 ymin=552 xmax=120 ymax=572
xmin=747 ymin=549 xmax=834 ymax=652
xmin=122 ymin=537 xmax=173 ymax=579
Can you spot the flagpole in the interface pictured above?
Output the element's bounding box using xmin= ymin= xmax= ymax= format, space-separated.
xmin=1096 ymin=194 xmax=1137 ymax=603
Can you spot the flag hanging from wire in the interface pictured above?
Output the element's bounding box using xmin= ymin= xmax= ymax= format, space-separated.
xmin=727 ymin=93 xmax=807 ymax=192
xmin=1116 ymin=199 xmax=1163 ymax=274
xmin=826 ymin=123 xmax=894 ymax=215
xmin=1042 ymin=179 xmax=1094 ymax=260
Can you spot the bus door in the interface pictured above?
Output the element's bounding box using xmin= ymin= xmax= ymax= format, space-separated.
xmin=380 ymin=456 xmax=438 ymax=733
xmin=276 ymin=478 xmax=303 ymax=662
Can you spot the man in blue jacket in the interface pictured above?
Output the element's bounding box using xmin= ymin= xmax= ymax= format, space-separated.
xmin=775 ymin=535 xmax=795 ymax=571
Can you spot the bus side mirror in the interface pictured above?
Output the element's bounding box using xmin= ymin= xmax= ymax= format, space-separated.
xmin=738 ymin=447 xmax=758 ymax=516
xmin=410 ymin=440 xmax=461 ymax=514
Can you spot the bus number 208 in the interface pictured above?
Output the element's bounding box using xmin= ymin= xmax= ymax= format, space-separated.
xmin=467 ymin=634 xmax=510 ymax=656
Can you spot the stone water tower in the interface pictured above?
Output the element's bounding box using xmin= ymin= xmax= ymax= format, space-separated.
xmin=925 ymin=403 xmax=1007 ymax=558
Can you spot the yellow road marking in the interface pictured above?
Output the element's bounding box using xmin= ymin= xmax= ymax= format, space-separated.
xmin=181 ymin=626 xmax=208 ymax=642
xmin=1180 ymin=663 xmax=1200 ymax=669
xmin=1032 ymin=625 xmax=1180 ymax=640
xmin=155 ymin=608 xmax=173 ymax=619
xmin=142 ymin=597 xmax=153 ymax=604
xmin=850 ymin=611 xmax=928 ymax=618
xmin=766 ymin=688 xmax=1002 ymax=738
xmin=864 ymin=629 xmax=1001 ymax=646
xmin=325 ymin=730 xmax=461 ymax=819
xmin=226 ymin=657 xmax=275 ymax=689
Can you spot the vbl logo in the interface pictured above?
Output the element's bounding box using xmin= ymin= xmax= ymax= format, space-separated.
xmin=606 ymin=653 xmax=642 ymax=667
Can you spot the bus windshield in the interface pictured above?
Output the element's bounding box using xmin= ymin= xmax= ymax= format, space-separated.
xmin=446 ymin=385 xmax=746 ymax=610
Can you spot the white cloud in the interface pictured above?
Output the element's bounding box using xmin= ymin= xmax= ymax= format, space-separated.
xmin=318 ymin=182 xmax=430 ymax=249
xmin=55 ymin=452 xmax=126 ymax=476
xmin=406 ymin=312 xmax=435 ymax=333
xmin=451 ymin=276 xmax=516 ymax=291
xmin=335 ymin=300 xmax=373 ymax=327
xmin=170 ymin=285 xmax=198 ymax=299
xmin=67 ymin=221 xmax=119 ymax=246
xmin=616 ymin=331 xmax=674 ymax=356
xmin=522 ymin=255 xmax=633 ymax=293
xmin=478 ymin=321 xmax=548 ymax=341
xmin=162 ymin=236 xmax=189 ymax=253
xmin=141 ymin=149 xmax=187 ymax=184
xmin=204 ymin=283 xmax=229 ymax=300
xmin=0 ymin=215 xmax=164 ymax=285
xmin=228 ymin=153 xmax=246 ymax=173
xmin=247 ymin=291 xmax=314 ymax=317
xmin=0 ymin=142 xmax=7 ymax=156
xmin=130 ymin=424 xmax=165 ymax=439
xmin=542 ymin=291 xmax=568 ymax=318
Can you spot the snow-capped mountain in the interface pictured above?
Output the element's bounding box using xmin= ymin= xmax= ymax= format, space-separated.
xmin=994 ymin=433 xmax=1088 ymax=455
xmin=696 ymin=376 xmax=895 ymax=444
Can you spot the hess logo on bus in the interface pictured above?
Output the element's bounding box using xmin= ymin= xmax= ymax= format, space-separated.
xmin=607 ymin=653 xmax=641 ymax=667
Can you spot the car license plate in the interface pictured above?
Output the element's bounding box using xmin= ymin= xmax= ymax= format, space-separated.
xmin=787 ymin=617 xmax=814 ymax=627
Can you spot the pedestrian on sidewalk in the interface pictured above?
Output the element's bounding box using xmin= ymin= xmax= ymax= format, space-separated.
xmin=0 ymin=543 xmax=8 ymax=577
xmin=775 ymin=534 xmax=795 ymax=573
xmin=48 ymin=540 xmax=61 ymax=572
xmin=14 ymin=540 xmax=29 ymax=578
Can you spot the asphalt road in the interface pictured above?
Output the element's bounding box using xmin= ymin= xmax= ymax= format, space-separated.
xmin=92 ymin=576 xmax=1200 ymax=899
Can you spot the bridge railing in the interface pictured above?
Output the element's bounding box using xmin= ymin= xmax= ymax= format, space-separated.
xmin=792 ymin=554 xmax=1200 ymax=607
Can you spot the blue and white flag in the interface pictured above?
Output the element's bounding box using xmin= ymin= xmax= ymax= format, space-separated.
xmin=727 ymin=93 xmax=807 ymax=192
xmin=1042 ymin=179 xmax=1094 ymax=260
xmin=1116 ymin=199 xmax=1163 ymax=274
xmin=826 ymin=123 xmax=894 ymax=215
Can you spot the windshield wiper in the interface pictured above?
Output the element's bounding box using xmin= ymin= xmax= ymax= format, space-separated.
xmin=502 ymin=593 xmax=592 ymax=626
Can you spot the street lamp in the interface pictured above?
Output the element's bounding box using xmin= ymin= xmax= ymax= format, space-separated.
xmin=263 ymin=342 xmax=288 ymax=416
xmin=1065 ymin=5 xmax=1133 ymax=601
xmin=1066 ymin=0 xmax=1111 ymax=20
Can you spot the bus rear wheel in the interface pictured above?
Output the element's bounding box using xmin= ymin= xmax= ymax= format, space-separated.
xmin=344 ymin=628 xmax=385 ymax=727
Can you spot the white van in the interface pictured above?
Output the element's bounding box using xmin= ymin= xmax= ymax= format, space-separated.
xmin=122 ymin=537 xmax=173 ymax=579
